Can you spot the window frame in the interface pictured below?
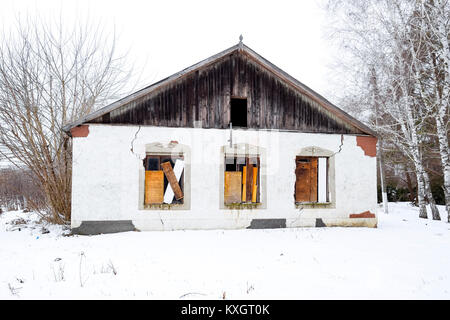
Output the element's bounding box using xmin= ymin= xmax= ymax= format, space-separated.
xmin=143 ymin=154 xmax=185 ymax=205
xmin=295 ymin=156 xmax=329 ymax=204
xmin=224 ymin=155 xmax=261 ymax=205
xmin=220 ymin=144 xmax=266 ymax=210
xmin=138 ymin=142 xmax=191 ymax=211
xmin=294 ymin=146 xmax=336 ymax=209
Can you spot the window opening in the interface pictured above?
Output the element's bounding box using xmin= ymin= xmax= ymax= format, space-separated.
xmin=144 ymin=154 xmax=184 ymax=205
xmin=224 ymin=155 xmax=260 ymax=204
xmin=295 ymin=156 xmax=328 ymax=203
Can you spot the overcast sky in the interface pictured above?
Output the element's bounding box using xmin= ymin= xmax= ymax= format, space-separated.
xmin=1 ymin=0 xmax=338 ymax=103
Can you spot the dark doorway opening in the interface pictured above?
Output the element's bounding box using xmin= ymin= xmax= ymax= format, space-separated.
xmin=230 ymin=98 xmax=247 ymax=127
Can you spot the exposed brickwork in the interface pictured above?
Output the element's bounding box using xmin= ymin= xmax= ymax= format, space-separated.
xmin=71 ymin=125 xmax=89 ymax=138
xmin=349 ymin=211 xmax=376 ymax=219
xmin=356 ymin=136 xmax=377 ymax=157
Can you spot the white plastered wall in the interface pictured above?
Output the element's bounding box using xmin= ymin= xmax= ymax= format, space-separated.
xmin=71 ymin=124 xmax=377 ymax=230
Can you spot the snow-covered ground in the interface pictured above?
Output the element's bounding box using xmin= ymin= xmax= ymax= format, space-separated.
xmin=0 ymin=203 xmax=449 ymax=299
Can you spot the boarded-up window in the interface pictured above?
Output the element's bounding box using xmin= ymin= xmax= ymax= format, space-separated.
xmin=144 ymin=154 xmax=184 ymax=205
xmin=295 ymin=156 xmax=328 ymax=203
xmin=224 ymin=155 xmax=260 ymax=204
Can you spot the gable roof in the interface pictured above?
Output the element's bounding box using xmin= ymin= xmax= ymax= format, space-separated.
xmin=62 ymin=42 xmax=376 ymax=136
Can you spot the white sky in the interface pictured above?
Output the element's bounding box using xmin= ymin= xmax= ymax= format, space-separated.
xmin=0 ymin=0 xmax=338 ymax=103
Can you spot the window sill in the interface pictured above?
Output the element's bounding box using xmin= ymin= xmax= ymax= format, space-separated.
xmin=225 ymin=203 xmax=262 ymax=210
xmin=143 ymin=203 xmax=185 ymax=210
xmin=295 ymin=202 xmax=333 ymax=209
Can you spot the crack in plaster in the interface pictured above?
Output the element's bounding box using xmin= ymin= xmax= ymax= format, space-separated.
xmin=130 ymin=126 xmax=142 ymax=159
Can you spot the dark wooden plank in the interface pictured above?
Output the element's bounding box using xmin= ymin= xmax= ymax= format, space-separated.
xmin=246 ymin=158 xmax=253 ymax=203
xmin=310 ymin=157 xmax=318 ymax=202
xmin=195 ymin=71 xmax=199 ymax=123
xmin=96 ymin=51 xmax=365 ymax=135
xmin=161 ymin=161 xmax=184 ymax=200
xmin=295 ymin=158 xmax=311 ymax=203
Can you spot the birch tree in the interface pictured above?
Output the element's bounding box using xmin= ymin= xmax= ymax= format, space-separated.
xmin=325 ymin=0 xmax=444 ymax=219
xmin=414 ymin=0 xmax=450 ymax=221
xmin=0 ymin=15 xmax=132 ymax=223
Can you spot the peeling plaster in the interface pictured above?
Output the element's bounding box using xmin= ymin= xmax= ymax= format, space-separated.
xmin=349 ymin=211 xmax=376 ymax=218
xmin=70 ymin=125 xmax=378 ymax=231
xmin=356 ymin=136 xmax=377 ymax=157
xmin=71 ymin=125 xmax=89 ymax=138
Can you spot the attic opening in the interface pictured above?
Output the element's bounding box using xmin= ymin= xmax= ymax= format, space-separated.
xmin=230 ymin=98 xmax=247 ymax=128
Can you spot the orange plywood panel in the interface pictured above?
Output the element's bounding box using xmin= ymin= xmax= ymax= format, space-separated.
xmin=145 ymin=171 xmax=164 ymax=204
xmin=252 ymin=167 xmax=258 ymax=203
xmin=225 ymin=171 xmax=242 ymax=204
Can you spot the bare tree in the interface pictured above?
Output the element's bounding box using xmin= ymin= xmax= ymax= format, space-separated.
xmin=414 ymin=0 xmax=450 ymax=221
xmin=0 ymin=15 xmax=132 ymax=223
xmin=0 ymin=167 xmax=46 ymax=212
xmin=324 ymin=0 xmax=444 ymax=220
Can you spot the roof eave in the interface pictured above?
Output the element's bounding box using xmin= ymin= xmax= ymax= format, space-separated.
xmin=63 ymin=43 xmax=241 ymax=133
xmin=241 ymin=45 xmax=377 ymax=137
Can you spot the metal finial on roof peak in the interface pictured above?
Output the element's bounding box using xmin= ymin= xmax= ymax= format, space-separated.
xmin=239 ymin=34 xmax=243 ymax=43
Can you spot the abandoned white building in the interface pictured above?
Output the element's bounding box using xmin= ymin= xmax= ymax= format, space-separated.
xmin=63 ymin=40 xmax=378 ymax=234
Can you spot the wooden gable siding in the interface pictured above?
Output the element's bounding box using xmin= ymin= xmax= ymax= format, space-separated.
xmin=89 ymin=52 xmax=364 ymax=134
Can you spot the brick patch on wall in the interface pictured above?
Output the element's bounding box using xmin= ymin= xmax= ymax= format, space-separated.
xmin=71 ymin=125 xmax=89 ymax=137
xmin=356 ymin=136 xmax=377 ymax=157
xmin=349 ymin=211 xmax=376 ymax=218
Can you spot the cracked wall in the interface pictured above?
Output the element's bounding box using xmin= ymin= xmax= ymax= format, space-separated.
xmin=71 ymin=125 xmax=377 ymax=231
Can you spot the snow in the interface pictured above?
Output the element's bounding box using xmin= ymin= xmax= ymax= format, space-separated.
xmin=0 ymin=203 xmax=449 ymax=299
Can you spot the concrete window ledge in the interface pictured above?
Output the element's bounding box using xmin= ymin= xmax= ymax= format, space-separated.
xmin=296 ymin=202 xmax=334 ymax=209
xmin=143 ymin=203 xmax=185 ymax=210
xmin=225 ymin=203 xmax=263 ymax=210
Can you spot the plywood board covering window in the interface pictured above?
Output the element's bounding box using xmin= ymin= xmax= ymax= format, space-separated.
xmin=144 ymin=154 xmax=184 ymax=205
xmin=295 ymin=156 xmax=328 ymax=203
xmin=224 ymin=155 xmax=260 ymax=204
xmin=144 ymin=171 xmax=164 ymax=204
